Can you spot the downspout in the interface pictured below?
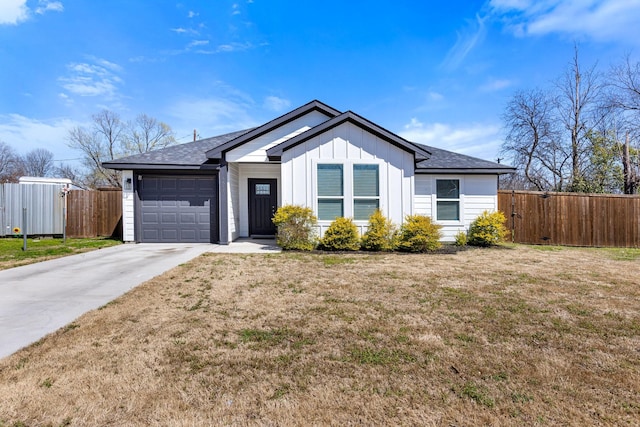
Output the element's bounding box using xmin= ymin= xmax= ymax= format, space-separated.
xmin=218 ymin=160 xmax=229 ymax=245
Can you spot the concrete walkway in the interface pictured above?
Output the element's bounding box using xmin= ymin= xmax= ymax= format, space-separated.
xmin=0 ymin=240 xmax=280 ymax=359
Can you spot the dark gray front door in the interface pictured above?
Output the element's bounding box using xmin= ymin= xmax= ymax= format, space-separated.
xmin=138 ymin=175 xmax=217 ymax=243
xmin=248 ymin=178 xmax=277 ymax=237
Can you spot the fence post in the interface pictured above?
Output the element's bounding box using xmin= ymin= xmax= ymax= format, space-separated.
xmin=22 ymin=207 xmax=27 ymax=251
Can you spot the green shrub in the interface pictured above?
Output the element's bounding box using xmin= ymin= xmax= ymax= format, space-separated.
xmin=361 ymin=209 xmax=398 ymax=251
xmin=318 ymin=217 xmax=360 ymax=251
xmin=454 ymin=230 xmax=467 ymax=246
xmin=397 ymin=214 xmax=442 ymax=252
xmin=272 ymin=205 xmax=318 ymax=250
xmin=467 ymin=210 xmax=507 ymax=247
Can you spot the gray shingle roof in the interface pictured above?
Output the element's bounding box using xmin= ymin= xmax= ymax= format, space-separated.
xmin=102 ymin=128 xmax=253 ymax=169
xmin=102 ymin=102 xmax=514 ymax=174
xmin=415 ymin=144 xmax=515 ymax=173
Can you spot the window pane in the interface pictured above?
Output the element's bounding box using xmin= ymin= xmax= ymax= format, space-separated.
xmin=255 ymin=184 xmax=270 ymax=195
xmin=437 ymin=201 xmax=460 ymax=220
xmin=436 ymin=179 xmax=459 ymax=199
xmin=318 ymin=164 xmax=343 ymax=196
xmin=318 ymin=199 xmax=343 ymax=220
xmin=354 ymin=199 xmax=379 ymax=221
xmin=354 ymin=164 xmax=379 ymax=197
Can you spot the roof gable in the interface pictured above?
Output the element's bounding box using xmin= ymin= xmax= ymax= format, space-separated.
xmin=206 ymin=100 xmax=340 ymax=160
xmin=265 ymin=111 xmax=431 ymax=161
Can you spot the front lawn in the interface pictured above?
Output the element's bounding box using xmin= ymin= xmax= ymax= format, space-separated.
xmin=0 ymin=237 xmax=122 ymax=270
xmin=0 ymin=245 xmax=638 ymax=425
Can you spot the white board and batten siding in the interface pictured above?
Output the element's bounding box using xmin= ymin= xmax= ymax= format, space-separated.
xmin=226 ymin=163 xmax=240 ymax=242
xmin=122 ymin=170 xmax=135 ymax=242
xmin=414 ymin=174 xmax=498 ymax=242
xmin=281 ymin=121 xmax=414 ymax=236
xmin=225 ymin=112 xmax=327 ymax=238
xmin=226 ymin=111 xmax=329 ymax=163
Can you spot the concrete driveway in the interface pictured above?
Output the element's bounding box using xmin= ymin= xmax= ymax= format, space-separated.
xmin=0 ymin=241 xmax=277 ymax=360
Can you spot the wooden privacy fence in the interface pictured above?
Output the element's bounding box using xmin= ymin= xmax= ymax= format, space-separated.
xmin=66 ymin=189 xmax=122 ymax=238
xmin=498 ymin=190 xmax=640 ymax=248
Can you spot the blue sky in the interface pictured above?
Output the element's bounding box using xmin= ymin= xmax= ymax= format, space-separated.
xmin=1 ymin=0 xmax=640 ymax=168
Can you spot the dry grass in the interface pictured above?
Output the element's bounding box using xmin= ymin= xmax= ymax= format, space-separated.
xmin=1 ymin=245 xmax=639 ymax=426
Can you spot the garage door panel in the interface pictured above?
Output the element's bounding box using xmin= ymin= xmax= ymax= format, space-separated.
xmin=138 ymin=175 xmax=217 ymax=243
xmin=180 ymin=213 xmax=196 ymax=224
xmin=161 ymin=213 xmax=178 ymax=224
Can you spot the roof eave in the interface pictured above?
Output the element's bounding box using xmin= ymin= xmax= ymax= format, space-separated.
xmin=102 ymin=163 xmax=220 ymax=171
xmin=415 ymin=168 xmax=516 ymax=174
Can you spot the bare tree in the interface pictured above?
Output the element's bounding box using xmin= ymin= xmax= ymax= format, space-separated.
xmin=501 ymin=89 xmax=565 ymax=190
xmin=608 ymin=55 xmax=640 ymax=193
xmin=68 ymin=110 xmax=176 ymax=188
xmin=0 ymin=141 xmax=24 ymax=183
xmin=56 ymin=163 xmax=83 ymax=186
xmin=124 ymin=114 xmax=176 ymax=154
xmin=22 ymin=148 xmax=55 ymax=177
xmin=68 ymin=110 xmax=124 ymax=188
xmin=554 ymin=45 xmax=605 ymax=191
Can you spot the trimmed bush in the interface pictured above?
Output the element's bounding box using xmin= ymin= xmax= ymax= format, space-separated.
xmin=467 ymin=210 xmax=507 ymax=247
xmin=454 ymin=230 xmax=468 ymax=247
xmin=361 ymin=209 xmax=398 ymax=251
xmin=272 ymin=205 xmax=318 ymax=250
xmin=398 ymin=214 xmax=442 ymax=252
xmin=318 ymin=217 xmax=360 ymax=251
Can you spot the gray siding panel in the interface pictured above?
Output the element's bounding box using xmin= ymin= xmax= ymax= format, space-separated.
xmin=0 ymin=183 xmax=65 ymax=236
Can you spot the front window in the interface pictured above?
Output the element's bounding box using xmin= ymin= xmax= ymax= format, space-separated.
xmin=317 ymin=164 xmax=344 ymax=220
xmin=353 ymin=164 xmax=379 ymax=220
xmin=436 ymin=179 xmax=460 ymax=221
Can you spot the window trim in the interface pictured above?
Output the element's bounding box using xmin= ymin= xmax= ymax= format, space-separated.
xmin=352 ymin=164 xmax=380 ymax=221
xmin=314 ymin=160 xmax=384 ymax=222
xmin=317 ymin=164 xmax=344 ymax=220
xmin=434 ymin=177 xmax=463 ymax=224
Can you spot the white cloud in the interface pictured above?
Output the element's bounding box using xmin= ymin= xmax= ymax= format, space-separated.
xmin=489 ymin=0 xmax=640 ymax=43
xmin=399 ymin=118 xmax=503 ymax=160
xmin=187 ymin=10 xmax=198 ymax=18
xmin=35 ymin=1 xmax=63 ymax=15
xmin=428 ymin=91 xmax=444 ymax=101
xmin=58 ymin=58 xmax=124 ymax=98
xmin=263 ymin=96 xmax=291 ymax=112
xmin=188 ymin=39 xmax=209 ymax=47
xmin=0 ymin=0 xmax=28 ymax=25
xmin=0 ymin=114 xmax=81 ymax=162
xmin=0 ymin=0 xmax=63 ymax=25
xmin=479 ymin=78 xmax=513 ymax=92
xmin=442 ymin=14 xmax=487 ymax=70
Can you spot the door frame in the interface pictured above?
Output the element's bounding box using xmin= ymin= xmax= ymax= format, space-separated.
xmin=248 ymin=178 xmax=278 ymax=237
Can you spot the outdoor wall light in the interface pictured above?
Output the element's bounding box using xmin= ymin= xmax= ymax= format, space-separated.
xmin=124 ymin=177 xmax=133 ymax=191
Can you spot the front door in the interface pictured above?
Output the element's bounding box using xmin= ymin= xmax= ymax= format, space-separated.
xmin=248 ymin=178 xmax=277 ymax=237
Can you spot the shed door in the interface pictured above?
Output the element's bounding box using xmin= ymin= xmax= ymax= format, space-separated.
xmin=248 ymin=178 xmax=277 ymax=237
xmin=138 ymin=175 xmax=217 ymax=243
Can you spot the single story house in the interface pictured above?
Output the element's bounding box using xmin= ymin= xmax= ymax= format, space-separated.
xmin=103 ymin=100 xmax=514 ymax=244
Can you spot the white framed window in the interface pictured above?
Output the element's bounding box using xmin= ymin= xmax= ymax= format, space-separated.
xmin=317 ymin=164 xmax=344 ymax=220
xmin=316 ymin=162 xmax=381 ymax=221
xmin=353 ymin=164 xmax=379 ymax=220
xmin=436 ymin=179 xmax=460 ymax=221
